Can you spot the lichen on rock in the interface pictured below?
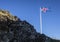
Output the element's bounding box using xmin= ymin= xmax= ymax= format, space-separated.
xmin=0 ymin=9 xmax=18 ymax=21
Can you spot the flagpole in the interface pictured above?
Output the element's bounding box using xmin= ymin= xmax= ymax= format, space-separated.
xmin=40 ymin=7 xmax=42 ymax=34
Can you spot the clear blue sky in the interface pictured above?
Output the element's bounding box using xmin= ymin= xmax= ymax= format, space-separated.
xmin=0 ymin=0 xmax=60 ymax=39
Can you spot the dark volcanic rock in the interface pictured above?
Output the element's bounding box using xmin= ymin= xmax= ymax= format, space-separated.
xmin=0 ymin=10 xmax=46 ymax=42
xmin=0 ymin=19 xmax=46 ymax=42
xmin=0 ymin=10 xmax=60 ymax=42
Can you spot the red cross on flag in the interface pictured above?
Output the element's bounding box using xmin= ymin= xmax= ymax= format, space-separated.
xmin=41 ymin=7 xmax=48 ymax=13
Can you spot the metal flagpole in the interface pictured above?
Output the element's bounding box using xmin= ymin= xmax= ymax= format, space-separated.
xmin=40 ymin=7 xmax=42 ymax=34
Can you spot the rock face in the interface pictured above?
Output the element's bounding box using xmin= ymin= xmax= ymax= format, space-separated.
xmin=0 ymin=10 xmax=46 ymax=42
xmin=0 ymin=10 xmax=60 ymax=42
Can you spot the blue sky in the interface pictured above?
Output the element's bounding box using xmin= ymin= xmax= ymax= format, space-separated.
xmin=0 ymin=0 xmax=60 ymax=39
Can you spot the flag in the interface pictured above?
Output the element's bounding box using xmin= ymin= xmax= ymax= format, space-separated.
xmin=40 ymin=7 xmax=48 ymax=34
xmin=41 ymin=7 xmax=48 ymax=13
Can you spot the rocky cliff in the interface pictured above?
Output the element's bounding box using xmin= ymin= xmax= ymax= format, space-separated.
xmin=0 ymin=10 xmax=46 ymax=42
xmin=0 ymin=10 xmax=60 ymax=42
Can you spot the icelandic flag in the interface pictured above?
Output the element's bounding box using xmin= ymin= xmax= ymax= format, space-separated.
xmin=41 ymin=7 xmax=48 ymax=13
